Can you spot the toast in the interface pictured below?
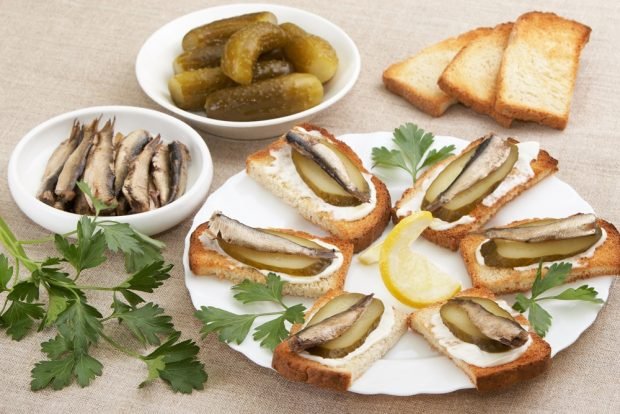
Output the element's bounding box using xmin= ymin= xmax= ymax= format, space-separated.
xmin=383 ymin=27 xmax=492 ymax=117
xmin=494 ymin=12 xmax=591 ymax=129
xmin=246 ymin=123 xmax=392 ymax=253
xmin=438 ymin=23 xmax=514 ymax=127
xmin=460 ymin=218 xmax=620 ymax=294
xmin=189 ymin=223 xmax=353 ymax=298
xmin=408 ymin=287 xmax=551 ymax=392
xmin=393 ymin=136 xmax=558 ymax=250
xmin=272 ymin=290 xmax=408 ymax=391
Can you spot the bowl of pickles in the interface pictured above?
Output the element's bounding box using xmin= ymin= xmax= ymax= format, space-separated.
xmin=136 ymin=4 xmax=360 ymax=140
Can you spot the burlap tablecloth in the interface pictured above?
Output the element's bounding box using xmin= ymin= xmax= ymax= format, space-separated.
xmin=1 ymin=0 xmax=618 ymax=412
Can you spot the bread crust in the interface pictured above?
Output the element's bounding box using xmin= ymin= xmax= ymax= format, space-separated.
xmin=246 ymin=123 xmax=392 ymax=253
xmin=393 ymin=136 xmax=559 ymax=250
xmin=189 ymin=223 xmax=353 ymax=298
xmin=272 ymin=290 xmax=408 ymax=391
xmin=460 ymin=218 xmax=620 ymax=294
xmin=383 ymin=27 xmax=493 ymax=117
xmin=408 ymin=287 xmax=551 ymax=392
xmin=494 ymin=11 xmax=591 ymax=130
xmin=438 ymin=23 xmax=514 ymax=127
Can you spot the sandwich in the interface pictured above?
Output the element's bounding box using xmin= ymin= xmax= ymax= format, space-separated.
xmin=393 ymin=134 xmax=558 ymax=250
xmin=246 ymin=124 xmax=392 ymax=253
xmin=188 ymin=212 xmax=353 ymax=298
xmin=459 ymin=213 xmax=620 ymax=294
xmin=409 ymin=287 xmax=551 ymax=392
xmin=272 ymin=290 xmax=408 ymax=391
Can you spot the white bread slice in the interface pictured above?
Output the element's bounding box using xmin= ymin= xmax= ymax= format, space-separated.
xmin=409 ymin=287 xmax=551 ymax=392
xmin=438 ymin=23 xmax=514 ymax=127
xmin=189 ymin=223 xmax=353 ymax=298
xmin=393 ymin=136 xmax=559 ymax=251
xmin=272 ymin=290 xmax=408 ymax=391
xmin=246 ymin=123 xmax=392 ymax=253
xmin=383 ymin=27 xmax=493 ymax=117
xmin=460 ymin=218 xmax=620 ymax=294
xmin=495 ymin=12 xmax=591 ymax=130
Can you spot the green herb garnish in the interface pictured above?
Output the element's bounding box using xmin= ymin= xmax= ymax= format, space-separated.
xmin=195 ymin=273 xmax=305 ymax=351
xmin=371 ymin=122 xmax=455 ymax=183
xmin=512 ymin=261 xmax=604 ymax=337
xmin=0 ymin=183 xmax=207 ymax=393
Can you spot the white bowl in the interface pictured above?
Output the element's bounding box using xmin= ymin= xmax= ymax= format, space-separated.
xmin=135 ymin=3 xmax=361 ymax=140
xmin=8 ymin=106 xmax=213 ymax=236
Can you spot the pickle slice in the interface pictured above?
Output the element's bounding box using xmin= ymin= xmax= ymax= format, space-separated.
xmin=291 ymin=142 xmax=370 ymax=207
xmin=220 ymin=22 xmax=289 ymax=85
xmin=440 ymin=298 xmax=525 ymax=353
xmin=306 ymin=293 xmax=385 ymax=358
xmin=217 ymin=230 xmax=332 ymax=276
xmin=422 ymin=144 xmax=518 ymax=222
xmin=182 ymin=11 xmax=277 ymax=51
xmin=481 ymin=226 xmax=603 ymax=267
xmin=280 ymin=22 xmax=339 ymax=83
xmin=204 ymin=73 xmax=323 ymax=121
xmin=169 ymin=60 xmax=295 ymax=111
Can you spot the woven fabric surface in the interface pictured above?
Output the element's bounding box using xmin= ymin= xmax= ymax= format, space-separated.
xmin=0 ymin=0 xmax=619 ymax=412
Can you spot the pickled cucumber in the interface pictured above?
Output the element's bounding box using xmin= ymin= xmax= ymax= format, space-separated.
xmin=204 ymin=73 xmax=323 ymax=121
xmin=282 ymin=26 xmax=338 ymax=83
xmin=173 ymin=43 xmax=225 ymax=73
xmin=221 ymin=22 xmax=289 ymax=85
xmin=169 ymin=60 xmax=295 ymax=111
xmin=182 ymin=11 xmax=277 ymax=51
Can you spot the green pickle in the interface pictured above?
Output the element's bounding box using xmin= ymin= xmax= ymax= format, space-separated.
xmin=168 ymin=60 xmax=294 ymax=111
xmin=173 ymin=43 xmax=225 ymax=73
xmin=220 ymin=22 xmax=289 ymax=85
xmin=182 ymin=11 xmax=277 ymax=51
xmin=204 ymin=73 xmax=324 ymax=121
xmin=281 ymin=23 xmax=339 ymax=83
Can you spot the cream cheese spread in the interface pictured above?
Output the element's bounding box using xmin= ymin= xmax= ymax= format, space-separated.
xmin=264 ymin=128 xmax=377 ymax=222
xmin=300 ymin=303 xmax=395 ymax=367
xmin=396 ymin=142 xmax=540 ymax=231
xmin=474 ymin=228 xmax=608 ymax=270
xmin=198 ymin=234 xmax=343 ymax=284
xmin=430 ymin=300 xmax=532 ymax=368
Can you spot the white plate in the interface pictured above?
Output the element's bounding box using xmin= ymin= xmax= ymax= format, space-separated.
xmin=8 ymin=105 xmax=213 ymax=236
xmin=183 ymin=133 xmax=613 ymax=395
xmin=135 ymin=3 xmax=361 ymax=140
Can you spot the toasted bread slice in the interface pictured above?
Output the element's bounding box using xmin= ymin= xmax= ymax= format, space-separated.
xmin=272 ymin=290 xmax=408 ymax=391
xmin=438 ymin=23 xmax=514 ymax=127
xmin=393 ymin=136 xmax=558 ymax=250
xmin=383 ymin=27 xmax=493 ymax=117
xmin=189 ymin=223 xmax=353 ymax=298
xmin=460 ymin=218 xmax=620 ymax=294
xmin=495 ymin=12 xmax=591 ymax=129
xmin=246 ymin=123 xmax=392 ymax=253
xmin=409 ymin=287 xmax=551 ymax=392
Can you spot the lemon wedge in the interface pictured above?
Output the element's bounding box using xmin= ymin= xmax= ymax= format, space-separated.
xmin=379 ymin=212 xmax=461 ymax=307
xmin=358 ymin=239 xmax=383 ymax=264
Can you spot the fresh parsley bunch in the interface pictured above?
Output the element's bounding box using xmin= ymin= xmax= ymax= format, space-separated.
xmin=195 ymin=273 xmax=305 ymax=351
xmin=0 ymin=183 xmax=207 ymax=393
xmin=513 ymin=262 xmax=604 ymax=337
xmin=372 ymin=123 xmax=456 ymax=183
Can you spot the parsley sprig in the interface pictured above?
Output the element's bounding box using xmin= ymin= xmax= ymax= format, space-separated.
xmin=0 ymin=182 xmax=207 ymax=393
xmin=372 ymin=123 xmax=455 ymax=183
xmin=513 ymin=262 xmax=604 ymax=337
xmin=195 ymin=273 xmax=306 ymax=351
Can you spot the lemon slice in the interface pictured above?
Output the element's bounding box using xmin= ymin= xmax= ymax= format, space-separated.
xmin=379 ymin=212 xmax=461 ymax=307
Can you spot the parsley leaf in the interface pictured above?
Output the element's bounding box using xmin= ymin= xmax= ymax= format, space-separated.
xmin=124 ymin=243 xmax=165 ymax=274
xmin=0 ymin=300 xmax=45 ymax=340
xmin=513 ymin=261 xmax=604 ymax=337
xmin=112 ymin=299 xmax=175 ymax=346
xmin=56 ymin=299 xmax=103 ymax=352
xmin=0 ymin=254 xmax=13 ymax=292
xmin=7 ymin=280 xmax=39 ymax=302
xmin=141 ymin=332 xmax=207 ymax=393
xmin=31 ymin=348 xmax=103 ymax=390
xmin=100 ymin=222 xmax=142 ymax=254
xmin=76 ymin=181 xmax=116 ymax=216
xmin=372 ymin=123 xmax=455 ymax=183
xmin=54 ymin=217 xmax=107 ymax=273
xmin=196 ymin=275 xmax=306 ymax=350
xmin=195 ymin=307 xmax=257 ymax=345
xmin=117 ymin=261 xmax=172 ymax=293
